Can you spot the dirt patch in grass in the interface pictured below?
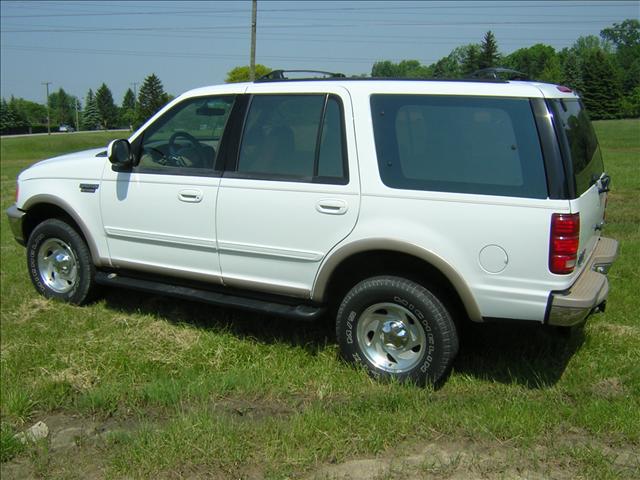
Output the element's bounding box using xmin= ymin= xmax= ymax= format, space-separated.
xmin=591 ymin=377 xmax=627 ymax=399
xmin=0 ymin=411 xmax=141 ymax=479
xmin=213 ymin=396 xmax=299 ymax=421
xmin=306 ymin=433 xmax=640 ymax=480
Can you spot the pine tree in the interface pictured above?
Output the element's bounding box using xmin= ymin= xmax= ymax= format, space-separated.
xmin=136 ymin=74 xmax=168 ymax=127
xmin=561 ymin=51 xmax=584 ymax=94
xmin=120 ymin=88 xmax=136 ymax=129
xmin=122 ymin=89 xmax=135 ymax=110
xmin=95 ymin=83 xmax=118 ymax=129
xmin=0 ymin=98 xmax=9 ymax=132
xmin=479 ymin=31 xmax=500 ymax=69
xmin=581 ymin=49 xmax=622 ymax=119
xmin=461 ymin=44 xmax=482 ymax=75
xmin=7 ymin=96 xmax=29 ymax=128
xmin=49 ymin=88 xmax=74 ymax=126
xmin=82 ymin=89 xmax=100 ymax=131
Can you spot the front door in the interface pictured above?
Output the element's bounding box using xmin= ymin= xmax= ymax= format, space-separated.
xmin=100 ymin=95 xmax=236 ymax=283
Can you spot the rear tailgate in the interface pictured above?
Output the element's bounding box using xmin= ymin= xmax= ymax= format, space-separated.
xmin=547 ymin=98 xmax=607 ymax=269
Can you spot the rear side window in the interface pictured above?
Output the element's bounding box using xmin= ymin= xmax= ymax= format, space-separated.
xmin=370 ymin=95 xmax=548 ymax=199
xmin=237 ymin=94 xmax=347 ymax=183
xmin=548 ymin=99 xmax=603 ymax=195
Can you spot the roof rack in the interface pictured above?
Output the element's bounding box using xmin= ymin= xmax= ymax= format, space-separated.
xmin=257 ymin=69 xmax=346 ymax=82
xmin=468 ymin=68 xmax=528 ymax=80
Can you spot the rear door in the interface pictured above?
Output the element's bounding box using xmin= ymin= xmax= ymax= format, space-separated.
xmin=216 ymin=86 xmax=360 ymax=297
xmin=549 ymin=98 xmax=607 ymax=268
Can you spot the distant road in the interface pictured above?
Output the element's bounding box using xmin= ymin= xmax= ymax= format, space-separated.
xmin=1 ymin=129 xmax=130 ymax=139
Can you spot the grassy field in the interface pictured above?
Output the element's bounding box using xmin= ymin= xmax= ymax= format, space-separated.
xmin=1 ymin=122 xmax=639 ymax=479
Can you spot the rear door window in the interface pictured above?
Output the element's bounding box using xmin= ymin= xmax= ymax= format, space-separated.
xmin=236 ymin=94 xmax=348 ymax=183
xmin=548 ymin=99 xmax=603 ymax=195
xmin=370 ymin=95 xmax=548 ymax=199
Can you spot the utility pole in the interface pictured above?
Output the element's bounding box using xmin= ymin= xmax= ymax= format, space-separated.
xmin=42 ymin=81 xmax=52 ymax=135
xmin=249 ymin=0 xmax=257 ymax=81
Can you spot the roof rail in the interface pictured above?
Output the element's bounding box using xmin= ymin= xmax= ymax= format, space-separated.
xmin=257 ymin=70 xmax=346 ymax=82
xmin=468 ymin=68 xmax=528 ymax=80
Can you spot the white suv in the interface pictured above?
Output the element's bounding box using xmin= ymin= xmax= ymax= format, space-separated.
xmin=7 ymin=71 xmax=618 ymax=385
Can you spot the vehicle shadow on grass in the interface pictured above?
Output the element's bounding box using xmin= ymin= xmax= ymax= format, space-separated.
xmin=101 ymin=288 xmax=335 ymax=355
xmin=453 ymin=321 xmax=586 ymax=388
xmin=102 ymin=288 xmax=584 ymax=388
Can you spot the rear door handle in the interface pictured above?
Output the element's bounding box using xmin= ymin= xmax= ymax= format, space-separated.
xmin=178 ymin=189 xmax=203 ymax=203
xmin=316 ymin=199 xmax=348 ymax=215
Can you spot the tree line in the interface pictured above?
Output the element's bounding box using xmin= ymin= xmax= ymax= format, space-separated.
xmin=369 ymin=19 xmax=639 ymax=119
xmin=1 ymin=73 xmax=171 ymax=135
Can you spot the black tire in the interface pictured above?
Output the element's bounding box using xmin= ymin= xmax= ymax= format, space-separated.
xmin=336 ymin=276 xmax=458 ymax=386
xmin=26 ymin=219 xmax=95 ymax=305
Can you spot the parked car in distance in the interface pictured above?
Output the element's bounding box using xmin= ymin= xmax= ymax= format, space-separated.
xmin=7 ymin=69 xmax=618 ymax=386
xmin=58 ymin=124 xmax=75 ymax=133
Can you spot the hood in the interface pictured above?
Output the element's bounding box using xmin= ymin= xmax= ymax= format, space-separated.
xmin=19 ymin=147 xmax=108 ymax=181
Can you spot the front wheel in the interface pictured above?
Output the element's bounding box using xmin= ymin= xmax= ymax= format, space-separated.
xmin=336 ymin=276 xmax=459 ymax=386
xmin=26 ymin=219 xmax=95 ymax=305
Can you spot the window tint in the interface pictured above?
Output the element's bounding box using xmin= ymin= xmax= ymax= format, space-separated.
xmin=370 ymin=95 xmax=548 ymax=199
xmin=548 ymin=99 xmax=603 ymax=195
xmin=237 ymin=94 xmax=347 ymax=183
xmin=137 ymin=95 xmax=234 ymax=172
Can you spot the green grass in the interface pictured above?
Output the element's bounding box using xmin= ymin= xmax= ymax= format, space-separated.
xmin=1 ymin=121 xmax=639 ymax=479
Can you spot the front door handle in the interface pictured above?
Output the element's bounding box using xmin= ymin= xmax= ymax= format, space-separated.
xmin=178 ymin=189 xmax=203 ymax=203
xmin=316 ymin=199 xmax=348 ymax=215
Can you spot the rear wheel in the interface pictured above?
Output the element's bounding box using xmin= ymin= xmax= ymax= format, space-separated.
xmin=336 ymin=276 xmax=458 ymax=386
xmin=26 ymin=219 xmax=95 ymax=304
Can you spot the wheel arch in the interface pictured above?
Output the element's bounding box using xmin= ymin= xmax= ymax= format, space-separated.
xmin=22 ymin=195 xmax=104 ymax=266
xmin=312 ymin=239 xmax=482 ymax=322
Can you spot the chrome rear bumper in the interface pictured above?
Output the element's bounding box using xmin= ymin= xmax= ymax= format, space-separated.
xmin=547 ymin=237 xmax=618 ymax=327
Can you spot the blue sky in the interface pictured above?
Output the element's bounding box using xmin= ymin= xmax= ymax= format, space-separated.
xmin=1 ymin=0 xmax=638 ymax=105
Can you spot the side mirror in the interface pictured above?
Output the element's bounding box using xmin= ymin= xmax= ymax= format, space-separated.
xmin=107 ymin=139 xmax=132 ymax=169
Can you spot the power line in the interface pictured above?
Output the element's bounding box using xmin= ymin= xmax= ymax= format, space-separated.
xmin=0 ymin=19 xmax=619 ymax=33
xmin=2 ymin=2 xmax=636 ymax=17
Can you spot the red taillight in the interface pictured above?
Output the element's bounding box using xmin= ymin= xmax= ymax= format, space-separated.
xmin=549 ymin=213 xmax=580 ymax=274
xmin=557 ymin=85 xmax=572 ymax=93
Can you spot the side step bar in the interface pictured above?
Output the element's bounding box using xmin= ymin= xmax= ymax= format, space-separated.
xmin=95 ymin=272 xmax=325 ymax=321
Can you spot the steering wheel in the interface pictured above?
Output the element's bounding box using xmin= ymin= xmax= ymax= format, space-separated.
xmin=168 ymin=131 xmax=201 ymax=166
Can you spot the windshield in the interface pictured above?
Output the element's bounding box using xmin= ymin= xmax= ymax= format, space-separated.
xmin=549 ymin=99 xmax=604 ymax=196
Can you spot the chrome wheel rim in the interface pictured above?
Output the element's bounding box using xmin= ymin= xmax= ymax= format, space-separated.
xmin=356 ymin=302 xmax=427 ymax=373
xmin=37 ymin=238 xmax=78 ymax=293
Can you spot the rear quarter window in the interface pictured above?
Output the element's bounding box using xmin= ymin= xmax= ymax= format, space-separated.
xmin=370 ymin=95 xmax=548 ymax=199
xmin=548 ymin=99 xmax=604 ymax=196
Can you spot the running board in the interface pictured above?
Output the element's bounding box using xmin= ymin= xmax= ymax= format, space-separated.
xmin=94 ymin=272 xmax=325 ymax=321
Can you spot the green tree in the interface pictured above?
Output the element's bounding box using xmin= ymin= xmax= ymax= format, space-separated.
xmin=0 ymin=98 xmax=10 ymax=131
xmin=3 ymin=96 xmax=30 ymax=130
xmin=461 ymin=44 xmax=482 ymax=75
xmin=95 ymin=83 xmax=118 ymax=129
xmin=136 ymin=74 xmax=169 ymax=127
xmin=120 ymin=88 xmax=136 ymax=129
xmin=479 ymin=31 xmax=500 ymax=69
xmin=225 ymin=64 xmax=271 ymax=83
xmin=48 ymin=88 xmax=78 ymax=126
xmin=581 ymin=49 xmax=622 ymax=119
xmin=13 ymin=98 xmax=47 ymax=126
xmin=82 ymin=89 xmax=100 ymax=131
xmin=505 ymin=44 xmax=561 ymax=82
xmin=561 ymin=50 xmax=584 ymax=94
xmin=601 ymin=19 xmax=640 ymax=95
xmin=371 ymin=60 xmax=430 ymax=78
